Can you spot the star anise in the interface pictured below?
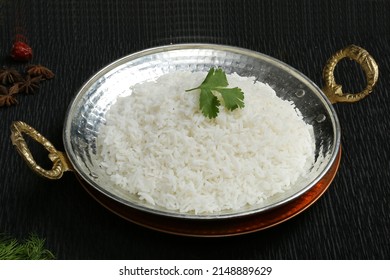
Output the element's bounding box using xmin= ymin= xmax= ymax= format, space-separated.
xmin=0 ymin=85 xmax=18 ymax=107
xmin=0 ymin=85 xmax=7 ymax=95
xmin=18 ymin=75 xmax=42 ymax=94
xmin=0 ymin=67 xmax=23 ymax=85
xmin=26 ymin=64 xmax=55 ymax=80
xmin=8 ymin=83 xmax=20 ymax=95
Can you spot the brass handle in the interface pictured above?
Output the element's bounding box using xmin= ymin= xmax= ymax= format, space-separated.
xmin=322 ymin=45 xmax=379 ymax=104
xmin=10 ymin=121 xmax=73 ymax=179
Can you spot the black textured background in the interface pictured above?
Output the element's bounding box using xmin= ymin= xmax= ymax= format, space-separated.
xmin=0 ymin=0 xmax=389 ymax=259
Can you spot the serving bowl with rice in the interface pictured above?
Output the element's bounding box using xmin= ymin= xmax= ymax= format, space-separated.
xmin=10 ymin=44 xmax=378 ymax=236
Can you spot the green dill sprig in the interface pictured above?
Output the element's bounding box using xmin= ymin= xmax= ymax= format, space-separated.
xmin=0 ymin=233 xmax=55 ymax=260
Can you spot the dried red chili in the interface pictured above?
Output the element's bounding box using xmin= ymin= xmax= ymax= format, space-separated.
xmin=10 ymin=41 xmax=33 ymax=62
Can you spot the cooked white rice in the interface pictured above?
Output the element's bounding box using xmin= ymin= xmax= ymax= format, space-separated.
xmin=97 ymin=71 xmax=315 ymax=214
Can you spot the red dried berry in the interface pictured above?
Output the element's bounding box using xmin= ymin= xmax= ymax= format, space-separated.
xmin=10 ymin=41 xmax=33 ymax=62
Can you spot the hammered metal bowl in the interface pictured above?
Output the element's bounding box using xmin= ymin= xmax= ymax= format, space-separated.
xmin=11 ymin=44 xmax=378 ymax=221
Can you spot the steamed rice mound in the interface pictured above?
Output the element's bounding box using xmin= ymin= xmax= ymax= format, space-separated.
xmin=98 ymin=71 xmax=315 ymax=214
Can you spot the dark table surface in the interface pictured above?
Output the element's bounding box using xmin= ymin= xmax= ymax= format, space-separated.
xmin=0 ymin=0 xmax=389 ymax=260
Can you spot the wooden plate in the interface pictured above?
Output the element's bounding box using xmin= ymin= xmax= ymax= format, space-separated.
xmin=77 ymin=148 xmax=341 ymax=237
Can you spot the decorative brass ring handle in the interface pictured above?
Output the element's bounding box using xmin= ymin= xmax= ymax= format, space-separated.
xmin=322 ymin=45 xmax=379 ymax=104
xmin=10 ymin=121 xmax=73 ymax=179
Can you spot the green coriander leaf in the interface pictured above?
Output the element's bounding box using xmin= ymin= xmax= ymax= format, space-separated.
xmin=200 ymin=88 xmax=220 ymax=118
xmin=218 ymin=87 xmax=245 ymax=111
xmin=201 ymin=68 xmax=229 ymax=89
xmin=186 ymin=68 xmax=245 ymax=119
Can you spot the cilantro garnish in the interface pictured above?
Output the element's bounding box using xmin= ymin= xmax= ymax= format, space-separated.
xmin=186 ymin=68 xmax=245 ymax=119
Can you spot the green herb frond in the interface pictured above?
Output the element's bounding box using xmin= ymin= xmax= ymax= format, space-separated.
xmin=0 ymin=233 xmax=55 ymax=260
xmin=186 ymin=68 xmax=245 ymax=119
